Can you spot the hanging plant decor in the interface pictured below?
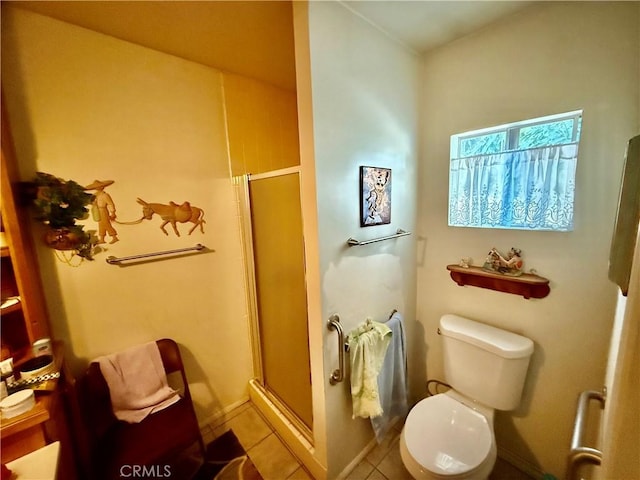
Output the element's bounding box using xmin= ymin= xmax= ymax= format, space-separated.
xmin=33 ymin=172 xmax=96 ymax=261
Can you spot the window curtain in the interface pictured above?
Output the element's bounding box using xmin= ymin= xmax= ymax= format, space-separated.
xmin=449 ymin=143 xmax=578 ymax=230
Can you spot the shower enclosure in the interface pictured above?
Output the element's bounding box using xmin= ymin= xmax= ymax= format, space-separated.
xmin=235 ymin=167 xmax=313 ymax=439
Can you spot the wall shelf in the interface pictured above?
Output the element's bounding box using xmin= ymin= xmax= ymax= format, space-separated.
xmin=1 ymin=296 xmax=22 ymax=315
xmin=446 ymin=264 xmax=550 ymax=299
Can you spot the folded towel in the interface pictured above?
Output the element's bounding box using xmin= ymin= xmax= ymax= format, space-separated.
xmin=347 ymin=319 xmax=392 ymax=419
xmin=96 ymin=341 xmax=179 ymax=423
xmin=371 ymin=311 xmax=409 ymax=442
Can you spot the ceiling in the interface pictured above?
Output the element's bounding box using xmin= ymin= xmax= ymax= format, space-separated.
xmin=6 ymin=1 xmax=298 ymax=90
xmin=7 ymin=1 xmax=533 ymax=91
xmin=344 ymin=1 xmax=533 ymax=53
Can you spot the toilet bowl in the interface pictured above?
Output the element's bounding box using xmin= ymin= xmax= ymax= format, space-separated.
xmin=400 ymin=392 xmax=497 ymax=480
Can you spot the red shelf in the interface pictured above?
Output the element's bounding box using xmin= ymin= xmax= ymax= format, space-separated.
xmin=446 ymin=264 xmax=550 ymax=299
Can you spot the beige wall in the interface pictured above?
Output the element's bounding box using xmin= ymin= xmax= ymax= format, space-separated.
xmin=224 ymin=73 xmax=300 ymax=176
xmin=600 ymin=228 xmax=640 ymax=479
xmin=4 ymin=2 xmax=638 ymax=479
xmin=417 ymin=2 xmax=639 ymax=478
xmin=292 ymin=2 xmax=328 ymax=472
xmin=1 ymin=7 xmax=254 ymax=424
xmin=305 ymin=2 xmax=421 ymax=477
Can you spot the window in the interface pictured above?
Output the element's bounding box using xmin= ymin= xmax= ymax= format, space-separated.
xmin=448 ymin=110 xmax=582 ymax=231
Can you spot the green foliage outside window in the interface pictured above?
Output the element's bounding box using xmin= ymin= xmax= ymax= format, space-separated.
xmin=459 ymin=132 xmax=506 ymax=157
xmin=455 ymin=113 xmax=582 ymax=158
xmin=518 ymin=119 xmax=576 ymax=149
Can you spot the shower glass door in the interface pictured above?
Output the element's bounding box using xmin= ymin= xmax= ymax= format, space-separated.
xmin=248 ymin=169 xmax=313 ymax=431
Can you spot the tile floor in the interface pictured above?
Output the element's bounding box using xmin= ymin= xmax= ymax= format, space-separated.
xmin=200 ymin=401 xmax=532 ymax=480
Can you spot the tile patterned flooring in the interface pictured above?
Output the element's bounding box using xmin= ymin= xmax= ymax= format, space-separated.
xmin=200 ymin=401 xmax=532 ymax=480
xmin=200 ymin=402 xmax=310 ymax=480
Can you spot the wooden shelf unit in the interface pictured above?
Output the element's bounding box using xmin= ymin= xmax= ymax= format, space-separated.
xmin=1 ymin=107 xmax=51 ymax=360
xmin=1 ymin=96 xmax=77 ymax=477
xmin=446 ymin=264 xmax=550 ymax=299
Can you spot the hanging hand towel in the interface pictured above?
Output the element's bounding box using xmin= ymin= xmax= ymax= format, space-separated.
xmin=347 ymin=318 xmax=392 ymax=419
xmin=371 ymin=311 xmax=409 ymax=442
xmin=96 ymin=341 xmax=179 ymax=423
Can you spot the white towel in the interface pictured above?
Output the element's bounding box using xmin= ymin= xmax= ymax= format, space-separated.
xmin=347 ymin=319 xmax=392 ymax=419
xmin=371 ymin=312 xmax=408 ymax=442
xmin=96 ymin=341 xmax=179 ymax=423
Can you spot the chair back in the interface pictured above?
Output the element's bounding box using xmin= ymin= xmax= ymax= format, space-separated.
xmin=71 ymin=339 xmax=204 ymax=480
xmin=157 ymin=338 xmax=193 ymax=402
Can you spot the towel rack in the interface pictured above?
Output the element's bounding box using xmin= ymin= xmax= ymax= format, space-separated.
xmin=328 ymin=311 xmax=400 ymax=385
xmin=347 ymin=229 xmax=411 ymax=246
xmin=567 ymin=388 xmax=606 ymax=479
xmin=343 ymin=310 xmax=399 ymax=353
xmin=327 ymin=315 xmax=345 ymax=385
xmin=106 ymin=244 xmax=209 ymax=265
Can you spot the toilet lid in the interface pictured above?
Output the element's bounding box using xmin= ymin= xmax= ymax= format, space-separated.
xmin=404 ymin=394 xmax=492 ymax=476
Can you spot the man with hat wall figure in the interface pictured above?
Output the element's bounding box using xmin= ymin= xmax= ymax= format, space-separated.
xmin=85 ymin=180 xmax=119 ymax=244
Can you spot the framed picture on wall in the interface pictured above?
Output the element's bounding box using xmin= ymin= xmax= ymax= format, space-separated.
xmin=360 ymin=166 xmax=392 ymax=227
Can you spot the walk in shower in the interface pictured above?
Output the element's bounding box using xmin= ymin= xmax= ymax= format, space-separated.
xmin=234 ymin=168 xmax=317 ymax=470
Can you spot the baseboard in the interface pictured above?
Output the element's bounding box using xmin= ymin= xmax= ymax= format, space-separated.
xmin=498 ymin=447 xmax=546 ymax=479
xmin=335 ymin=417 xmax=402 ymax=480
xmin=335 ymin=436 xmax=379 ymax=480
xmin=198 ymin=396 xmax=250 ymax=431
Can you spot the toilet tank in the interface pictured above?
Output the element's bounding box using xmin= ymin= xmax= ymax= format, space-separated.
xmin=440 ymin=314 xmax=534 ymax=411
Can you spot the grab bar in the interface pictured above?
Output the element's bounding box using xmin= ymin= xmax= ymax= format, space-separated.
xmin=347 ymin=229 xmax=411 ymax=246
xmin=567 ymin=388 xmax=606 ymax=479
xmin=327 ymin=314 xmax=345 ymax=385
xmin=106 ymin=244 xmax=208 ymax=265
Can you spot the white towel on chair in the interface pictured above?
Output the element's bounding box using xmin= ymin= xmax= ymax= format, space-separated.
xmin=371 ymin=311 xmax=408 ymax=442
xmin=96 ymin=341 xmax=179 ymax=423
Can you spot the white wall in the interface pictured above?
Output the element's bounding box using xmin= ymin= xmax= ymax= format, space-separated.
xmin=417 ymin=2 xmax=639 ymax=477
xmin=600 ymin=227 xmax=640 ymax=479
xmin=1 ymin=7 xmax=254 ymax=424
xmin=305 ymin=2 xmax=421 ymax=477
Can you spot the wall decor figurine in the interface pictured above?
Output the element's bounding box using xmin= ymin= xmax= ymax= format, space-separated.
xmin=85 ymin=179 xmax=119 ymax=245
xmin=136 ymin=198 xmax=206 ymax=237
xmin=482 ymin=247 xmax=524 ymax=276
xmin=459 ymin=257 xmax=472 ymax=268
xmin=360 ymin=166 xmax=391 ymax=227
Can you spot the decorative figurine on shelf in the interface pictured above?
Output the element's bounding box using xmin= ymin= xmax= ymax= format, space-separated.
xmin=459 ymin=257 xmax=472 ymax=268
xmin=482 ymin=247 xmax=524 ymax=276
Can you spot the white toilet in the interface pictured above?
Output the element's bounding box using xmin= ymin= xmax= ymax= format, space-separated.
xmin=400 ymin=314 xmax=534 ymax=480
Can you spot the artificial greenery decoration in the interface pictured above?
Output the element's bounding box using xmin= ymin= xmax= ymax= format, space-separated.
xmin=33 ymin=172 xmax=95 ymax=260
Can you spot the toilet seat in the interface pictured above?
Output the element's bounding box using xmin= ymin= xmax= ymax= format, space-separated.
xmin=402 ymin=393 xmax=492 ymax=477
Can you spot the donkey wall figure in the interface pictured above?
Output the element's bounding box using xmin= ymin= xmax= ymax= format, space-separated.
xmin=136 ymin=198 xmax=206 ymax=237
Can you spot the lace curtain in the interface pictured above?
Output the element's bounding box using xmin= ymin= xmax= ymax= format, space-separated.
xmin=449 ymin=143 xmax=578 ymax=231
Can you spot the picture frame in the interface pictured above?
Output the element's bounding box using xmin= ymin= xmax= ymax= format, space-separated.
xmin=360 ymin=166 xmax=392 ymax=227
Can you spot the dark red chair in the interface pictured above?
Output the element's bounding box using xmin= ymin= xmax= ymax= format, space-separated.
xmin=72 ymin=339 xmax=205 ymax=480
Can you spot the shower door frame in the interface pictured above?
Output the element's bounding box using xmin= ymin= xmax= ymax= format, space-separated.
xmin=235 ymin=167 xmax=314 ymax=444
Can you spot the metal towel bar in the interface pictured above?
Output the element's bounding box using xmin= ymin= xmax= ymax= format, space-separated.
xmin=347 ymin=229 xmax=411 ymax=246
xmin=106 ymin=244 xmax=208 ymax=265
xmin=327 ymin=310 xmax=399 ymax=385
xmin=327 ymin=315 xmax=344 ymax=385
xmin=567 ymin=388 xmax=606 ymax=479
